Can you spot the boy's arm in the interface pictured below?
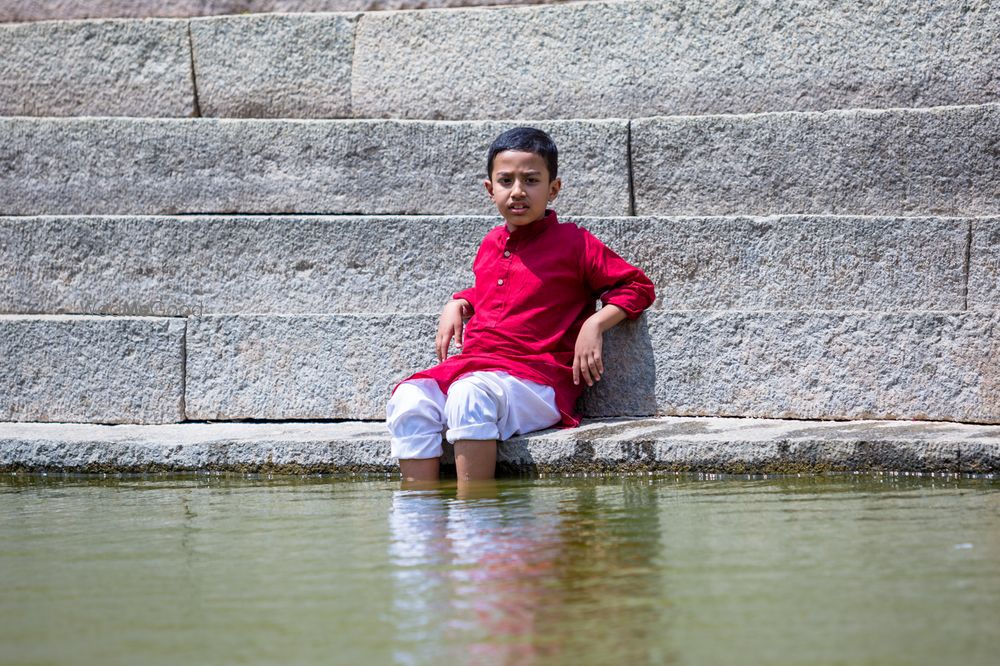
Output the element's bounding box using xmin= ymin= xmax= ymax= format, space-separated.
xmin=582 ymin=229 xmax=655 ymax=319
xmin=436 ymin=297 xmax=470 ymax=362
xmin=450 ymin=234 xmax=489 ymax=316
xmin=436 ymin=235 xmax=488 ymax=360
xmin=439 ymin=270 xmax=478 ymax=362
xmin=573 ymin=303 xmax=626 ymax=386
xmin=451 ymin=288 xmax=476 ymax=315
xmin=573 ymin=230 xmax=656 ymax=386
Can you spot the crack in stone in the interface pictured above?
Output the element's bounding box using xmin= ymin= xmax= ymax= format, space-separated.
xmin=186 ymin=22 xmax=202 ymax=117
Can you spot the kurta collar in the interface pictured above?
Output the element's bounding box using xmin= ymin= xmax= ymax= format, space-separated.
xmin=501 ymin=209 xmax=558 ymax=243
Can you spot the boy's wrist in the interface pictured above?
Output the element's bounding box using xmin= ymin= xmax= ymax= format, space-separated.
xmin=448 ymin=298 xmax=471 ymax=317
xmin=587 ymin=304 xmax=626 ymax=332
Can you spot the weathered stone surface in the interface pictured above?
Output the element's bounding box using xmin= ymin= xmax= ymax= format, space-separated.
xmin=632 ymin=104 xmax=1000 ymax=217
xmin=0 ymin=215 xmax=969 ymax=316
xmin=584 ymin=311 xmax=1000 ymax=424
xmin=0 ymin=216 xmax=490 ymax=316
xmin=0 ymin=118 xmax=628 ymax=216
xmin=582 ymin=216 xmax=969 ymax=311
xmin=0 ymin=421 xmax=394 ymax=473
xmin=0 ymin=315 xmax=185 ymax=424
xmin=185 ymin=311 xmax=1000 ymax=423
xmin=0 ymin=19 xmax=195 ymax=117
xmin=506 ymin=417 xmax=1000 ymax=475
xmin=1 ymin=417 xmax=997 ymax=474
xmin=352 ymin=0 xmax=1000 ymax=120
xmin=0 ymin=1 xmax=556 ymax=22
xmin=968 ymin=218 xmax=1000 ymax=310
xmin=190 ymin=13 xmax=358 ymax=118
xmin=185 ymin=314 xmax=439 ymax=420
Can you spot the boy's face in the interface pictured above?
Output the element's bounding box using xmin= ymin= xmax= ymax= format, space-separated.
xmin=484 ymin=150 xmax=561 ymax=231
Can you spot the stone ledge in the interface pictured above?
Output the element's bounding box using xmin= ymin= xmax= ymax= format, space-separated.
xmin=632 ymin=103 xmax=1000 ymax=217
xmin=0 ymin=215 xmax=975 ymax=315
xmin=2 ymin=106 xmax=995 ymax=218
xmin=0 ymin=18 xmax=196 ymax=117
xmin=352 ymin=0 xmax=1000 ymax=119
xmin=0 ymin=117 xmax=628 ymax=216
xmin=0 ymin=1 xmax=557 ymax=22
xmin=0 ymin=315 xmax=186 ymax=424
xmin=2 ymin=2 xmax=995 ymax=118
xmin=1 ymin=417 xmax=997 ymax=474
xmin=190 ymin=12 xmax=358 ymax=118
xmin=970 ymin=218 xmax=1000 ymax=310
xmin=179 ymin=311 xmax=1000 ymax=424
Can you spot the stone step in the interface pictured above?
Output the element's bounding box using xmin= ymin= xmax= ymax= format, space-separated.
xmin=2 ymin=106 xmax=997 ymax=217
xmin=632 ymin=104 xmax=1000 ymax=217
xmin=1 ymin=416 xmax=997 ymax=474
xmin=352 ymin=0 xmax=1000 ymax=121
xmin=1 ymin=215 xmax=989 ymax=316
xmin=190 ymin=12 xmax=357 ymax=119
xmin=5 ymin=311 xmax=996 ymax=425
xmin=0 ymin=18 xmax=196 ymax=117
xmin=182 ymin=311 xmax=1000 ymax=424
xmin=0 ymin=1 xmax=555 ymax=23
xmin=3 ymin=2 xmax=995 ymax=119
xmin=0 ymin=117 xmax=628 ymax=216
xmin=0 ymin=315 xmax=186 ymax=424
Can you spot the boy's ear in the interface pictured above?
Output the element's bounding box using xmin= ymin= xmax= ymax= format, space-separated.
xmin=548 ymin=177 xmax=562 ymax=202
xmin=483 ymin=178 xmax=495 ymax=199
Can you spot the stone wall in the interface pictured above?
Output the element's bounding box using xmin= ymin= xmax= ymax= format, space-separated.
xmin=3 ymin=2 xmax=997 ymax=117
xmin=1 ymin=0 xmax=998 ymax=431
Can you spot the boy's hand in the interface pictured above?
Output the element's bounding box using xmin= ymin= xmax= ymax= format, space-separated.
xmin=573 ymin=304 xmax=627 ymax=386
xmin=436 ymin=299 xmax=469 ymax=362
xmin=573 ymin=319 xmax=605 ymax=386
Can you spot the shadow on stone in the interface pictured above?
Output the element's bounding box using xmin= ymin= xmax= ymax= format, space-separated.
xmin=577 ymin=314 xmax=657 ymax=418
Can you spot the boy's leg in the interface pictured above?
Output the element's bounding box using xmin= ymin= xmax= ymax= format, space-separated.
xmin=387 ymin=379 xmax=448 ymax=483
xmin=444 ymin=372 xmax=561 ymax=481
xmin=444 ymin=376 xmax=503 ymax=481
xmin=485 ymin=372 xmax=561 ymax=439
xmin=399 ymin=457 xmax=440 ymax=484
xmin=453 ymin=439 xmax=497 ymax=482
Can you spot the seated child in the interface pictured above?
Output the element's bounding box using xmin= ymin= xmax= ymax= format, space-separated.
xmin=387 ymin=127 xmax=655 ymax=482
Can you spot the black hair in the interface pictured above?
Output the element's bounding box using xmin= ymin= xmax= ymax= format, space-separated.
xmin=486 ymin=127 xmax=558 ymax=181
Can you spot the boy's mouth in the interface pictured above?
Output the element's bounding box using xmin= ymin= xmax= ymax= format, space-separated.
xmin=509 ymin=203 xmax=529 ymax=213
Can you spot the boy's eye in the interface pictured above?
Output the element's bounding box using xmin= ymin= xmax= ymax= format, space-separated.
xmin=499 ymin=178 xmax=513 ymax=185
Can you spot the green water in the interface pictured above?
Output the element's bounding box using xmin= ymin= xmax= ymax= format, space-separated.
xmin=1 ymin=474 xmax=997 ymax=666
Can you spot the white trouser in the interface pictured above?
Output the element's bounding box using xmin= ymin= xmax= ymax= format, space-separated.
xmin=386 ymin=371 xmax=561 ymax=460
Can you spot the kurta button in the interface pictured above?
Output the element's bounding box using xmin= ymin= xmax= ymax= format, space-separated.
xmin=497 ymin=279 xmax=504 ymax=286
xmin=504 ymin=250 xmax=511 ymax=257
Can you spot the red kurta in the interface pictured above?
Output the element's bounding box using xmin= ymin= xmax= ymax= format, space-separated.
xmin=401 ymin=209 xmax=655 ymax=427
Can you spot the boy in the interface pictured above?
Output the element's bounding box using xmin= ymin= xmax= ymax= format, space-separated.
xmin=387 ymin=127 xmax=655 ymax=482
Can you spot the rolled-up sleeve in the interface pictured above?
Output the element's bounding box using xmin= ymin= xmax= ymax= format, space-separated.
xmin=452 ymin=286 xmax=476 ymax=313
xmin=583 ymin=230 xmax=655 ymax=319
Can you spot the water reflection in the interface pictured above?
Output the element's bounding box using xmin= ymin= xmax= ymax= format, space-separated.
xmin=387 ymin=479 xmax=671 ymax=666
xmin=4 ymin=474 xmax=996 ymax=666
